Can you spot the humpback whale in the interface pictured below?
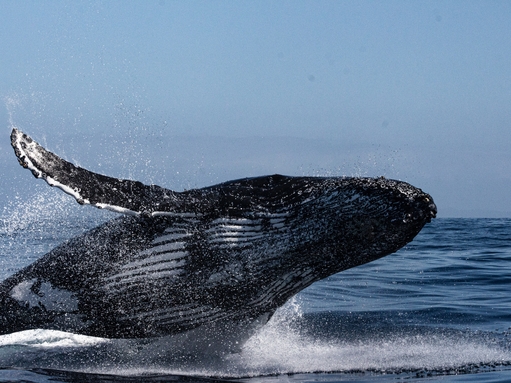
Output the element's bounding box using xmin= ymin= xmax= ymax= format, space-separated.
xmin=1 ymin=128 xmax=436 ymax=349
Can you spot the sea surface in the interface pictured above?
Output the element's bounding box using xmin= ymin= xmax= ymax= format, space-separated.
xmin=1 ymin=193 xmax=511 ymax=382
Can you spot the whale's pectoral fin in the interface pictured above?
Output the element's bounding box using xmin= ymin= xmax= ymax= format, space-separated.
xmin=10 ymin=128 xmax=179 ymax=216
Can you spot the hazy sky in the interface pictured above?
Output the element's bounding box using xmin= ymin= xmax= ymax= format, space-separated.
xmin=0 ymin=1 xmax=510 ymax=217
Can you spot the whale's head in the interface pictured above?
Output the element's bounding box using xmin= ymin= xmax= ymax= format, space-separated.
xmin=210 ymin=174 xmax=435 ymax=279
xmin=288 ymin=176 xmax=437 ymax=277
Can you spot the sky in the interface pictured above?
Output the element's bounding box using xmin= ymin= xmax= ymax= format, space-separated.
xmin=0 ymin=0 xmax=510 ymax=217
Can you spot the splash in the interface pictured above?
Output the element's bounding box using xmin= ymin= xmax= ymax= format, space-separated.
xmin=0 ymin=187 xmax=115 ymax=281
xmin=4 ymin=95 xmax=20 ymax=127
xmin=0 ymin=329 xmax=108 ymax=349
xmin=219 ymin=301 xmax=511 ymax=377
xmin=1 ymin=190 xmax=75 ymax=236
xmin=0 ymin=189 xmax=112 ymax=238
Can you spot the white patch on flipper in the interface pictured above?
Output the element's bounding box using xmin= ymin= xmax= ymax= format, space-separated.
xmin=10 ymin=279 xmax=79 ymax=312
xmin=10 ymin=279 xmax=38 ymax=305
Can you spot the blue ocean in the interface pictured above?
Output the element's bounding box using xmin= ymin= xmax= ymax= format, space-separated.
xmin=1 ymin=192 xmax=511 ymax=382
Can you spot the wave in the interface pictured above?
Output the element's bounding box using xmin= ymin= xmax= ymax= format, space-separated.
xmin=0 ymin=299 xmax=510 ymax=380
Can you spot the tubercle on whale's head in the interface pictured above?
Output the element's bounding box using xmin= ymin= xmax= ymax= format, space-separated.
xmin=305 ymin=177 xmax=437 ymax=274
xmin=403 ymin=193 xmax=437 ymax=224
xmin=376 ymin=178 xmax=437 ymax=224
xmin=360 ymin=177 xmax=436 ymax=221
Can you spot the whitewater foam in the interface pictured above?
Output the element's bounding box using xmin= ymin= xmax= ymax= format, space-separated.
xmin=0 ymin=299 xmax=510 ymax=378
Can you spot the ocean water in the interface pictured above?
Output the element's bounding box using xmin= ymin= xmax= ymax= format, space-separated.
xmin=1 ymin=193 xmax=511 ymax=382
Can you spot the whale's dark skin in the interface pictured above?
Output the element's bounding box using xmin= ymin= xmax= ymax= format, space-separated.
xmin=0 ymin=129 xmax=436 ymax=344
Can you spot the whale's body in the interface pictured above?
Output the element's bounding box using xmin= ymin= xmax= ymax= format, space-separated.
xmin=0 ymin=129 xmax=436 ymax=349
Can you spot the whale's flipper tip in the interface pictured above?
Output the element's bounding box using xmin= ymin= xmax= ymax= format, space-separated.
xmin=11 ymin=128 xmax=45 ymax=178
xmin=10 ymin=128 xmax=25 ymax=167
xmin=11 ymin=129 xmax=94 ymax=208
